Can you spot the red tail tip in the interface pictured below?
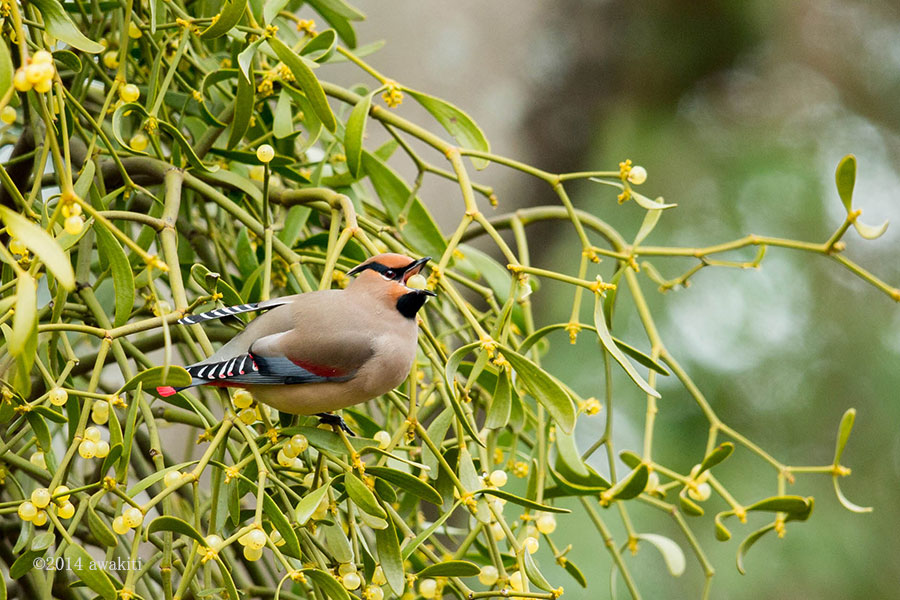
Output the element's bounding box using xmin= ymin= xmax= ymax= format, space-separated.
xmin=157 ymin=386 xmax=177 ymax=397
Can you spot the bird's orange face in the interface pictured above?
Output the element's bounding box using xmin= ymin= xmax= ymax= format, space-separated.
xmin=348 ymin=253 xmax=435 ymax=316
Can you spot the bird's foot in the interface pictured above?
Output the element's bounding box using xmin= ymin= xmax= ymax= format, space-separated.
xmin=316 ymin=412 xmax=355 ymax=436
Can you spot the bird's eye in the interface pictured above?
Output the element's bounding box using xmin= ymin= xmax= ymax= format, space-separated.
xmin=384 ymin=269 xmax=397 ymax=279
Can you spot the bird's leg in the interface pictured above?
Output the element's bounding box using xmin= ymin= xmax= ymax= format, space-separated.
xmin=316 ymin=412 xmax=355 ymax=436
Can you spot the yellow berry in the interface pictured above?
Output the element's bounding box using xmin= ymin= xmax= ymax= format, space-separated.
xmin=490 ymin=522 xmax=504 ymax=541
xmin=102 ymin=51 xmax=119 ymax=69
xmin=243 ymin=545 xmax=263 ymax=561
xmin=302 ymin=472 xmax=315 ymax=488
xmin=164 ymin=470 xmax=182 ymax=487
xmin=342 ymin=572 xmax=361 ymax=591
xmin=627 ymin=165 xmax=647 ymax=185
xmin=524 ymin=536 xmax=539 ymax=554
xmin=58 ymin=501 xmax=75 ymax=519
xmin=289 ymin=434 xmax=308 ymax=455
xmin=18 ymin=501 xmax=37 ymax=521
xmin=25 ymin=63 xmax=48 ymax=84
xmin=479 ymin=565 xmax=499 ymax=586
xmin=244 ymin=529 xmax=266 ymax=550
xmin=372 ymin=566 xmax=387 ymax=586
xmin=9 ymin=238 xmax=27 ymax=255
xmin=405 ymin=273 xmax=427 ymax=290
xmin=13 ymin=69 xmax=31 ymax=92
xmin=32 ymin=50 xmax=53 ymax=65
xmin=277 ymin=448 xmax=294 ymax=467
xmin=64 ymin=215 xmax=84 ymax=235
xmin=62 ymin=201 xmax=82 ymax=218
xmin=256 ymin=144 xmax=275 ymax=163
xmin=365 ymin=586 xmax=384 ymax=600
xmin=129 ymin=132 xmax=149 ymax=151
xmin=78 ymin=440 xmax=96 ymax=459
xmin=238 ymin=407 xmax=257 ymax=425
xmin=338 ymin=563 xmax=356 ymax=576
xmin=1 ymin=106 xmax=16 ymax=124
xmin=54 ymin=485 xmax=71 ymax=504
xmin=489 ymin=470 xmax=508 ymax=488
xmin=373 ymin=430 xmax=391 ymax=450
xmin=688 ymin=482 xmax=712 ymax=502
xmin=418 ymin=578 xmax=437 ymax=599
xmin=31 ymin=487 xmax=51 ymax=509
xmin=205 ymin=534 xmax=223 ymax=549
xmin=536 ymin=513 xmax=557 ymax=535
xmin=123 ymin=507 xmax=144 ymax=528
xmin=112 ymin=515 xmax=129 ymax=534
xmin=249 ymin=165 xmax=265 ymax=182
xmin=30 ymin=451 xmax=46 ymax=469
xmin=48 ymin=387 xmax=68 ymax=406
xmin=34 ymin=78 xmax=53 ymax=94
xmin=232 ymin=389 xmax=253 ymax=409
xmin=95 ymin=440 xmax=110 ymax=458
xmin=128 ymin=22 xmax=142 ymax=39
xmin=84 ymin=426 xmax=102 ymax=443
xmin=509 ymin=571 xmax=524 ymax=592
xmin=32 ymin=510 xmax=48 ymax=527
xmin=120 ymin=84 xmax=140 ymax=103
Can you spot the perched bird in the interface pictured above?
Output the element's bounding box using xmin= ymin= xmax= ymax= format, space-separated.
xmin=156 ymin=254 xmax=435 ymax=424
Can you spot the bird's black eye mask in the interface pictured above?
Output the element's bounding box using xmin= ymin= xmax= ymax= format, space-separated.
xmin=348 ymin=257 xmax=431 ymax=282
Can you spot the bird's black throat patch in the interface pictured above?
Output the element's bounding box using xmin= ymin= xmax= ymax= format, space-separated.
xmin=396 ymin=292 xmax=428 ymax=319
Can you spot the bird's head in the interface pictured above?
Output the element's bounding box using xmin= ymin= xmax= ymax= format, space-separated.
xmin=347 ymin=253 xmax=436 ymax=318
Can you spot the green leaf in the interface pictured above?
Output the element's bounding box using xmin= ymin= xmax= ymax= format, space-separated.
xmin=458 ymin=447 xmax=490 ymax=523
xmin=555 ymin=429 xmax=590 ymax=481
xmin=200 ymin=0 xmax=247 ymax=39
xmin=404 ymin=88 xmax=490 ymax=169
xmin=607 ymin=464 xmax=648 ymax=501
xmin=523 ymin=547 xmax=555 ymax=592
xmin=637 ymin=534 xmax=685 ymax=577
xmin=295 ymin=483 xmax=331 ymax=525
xmin=65 ymin=544 xmax=117 ymax=599
xmin=31 ymin=0 xmax=104 ymax=53
xmin=267 ymin=37 xmax=336 ymax=132
xmin=0 ymin=206 xmax=75 ymax=290
xmin=227 ymin=67 xmax=255 ymax=149
xmin=402 ymin=500 xmax=461 ymax=560
xmin=10 ymin=274 xmax=37 ymax=357
xmin=214 ymin=556 xmax=240 ymax=600
xmin=561 ymin=557 xmax=588 ymax=587
xmin=421 ymin=408 xmax=454 ymax=477
xmin=94 ymin=225 xmax=134 ymax=327
xmin=479 ymin=489 xmax=570 ymax=513
xmin=746 ymin=495 xmax=811 ymax=515
xmin=10 ymin=548 xmax=46 ymax=579
xmin=0 ymin=39 xmax=12 ymax=101
xmin=374 ymin=520 xmax=405 ymax=595
xmin=148 ymin=515 xmax=207 ymax=545
xmin=308 ymin=0 xmax=365 ymax=21
xmin=593 ymin=297 xmax=659 ymax=398
xmin=238 ymin=38 xmax=264 ymax=82
xmin=714 ymin=512 xmax=732 ymax=541
xmin=544 ymin=464 xmax=609 ymax=499
xmin=30 ymin=531 xmax=55 ymax=552
xmin=263 ymin=493 xmax=302 ymax=558
xmin=619 ymin=450 xmax=642 ymax=469
xmin=345 ymin=472 xmax=387 ymax=519
xmin=612 ymin=336 xmax=670 ymax=376
xmin=834 ymin=410 xmax=858 ymax=466
xmin=345 ymin=89 xmax=376 ymax=177
xmin=499 ymin=344 xmax=576 ymax=434
xmin=736 ymin=524 xmax=775 ymax=575
xmin=679 ymin=490 xmax=704 ymax=516
xmin=485 ymin=368 xmax=512 ymax=429
xmin=698 ymin=442 xmax=734 ymax=475
xmin=31 ymin=406 xmax=66 ymax=423
xmin=417 ymin=560 xmax=480 ymax=578
xmin=24 ymin=412 xmax=50 ymax=452
xmin=852 ymin=218 xmax=889 ymax=240
xmin=441 ymin=342 xmax=484 ymax=445
xmin=302 ymin=569 xmax=351 ymax=600
xmin=361 ymin=151 xmax=447 ymax=259
xmin=300 ymin=29 xmax=338 ymax=62
xmin=87 ymin=504 xmax=118 ymax=547
xmin=833 ymin=478 xmax=872 ymax=513
xmin=273 ymin=89 xmax=295 ymax=139
xmin=262 ymin=0 xmax=288 ymax=24
xmin=631 ymin=191 xmax=677 ymax=211
xmin=835 ymin=154 xmax=856 ymax=212
xmin=118 ymin=366 xmax=192 ymax=395
xmin=367 ymin=466 xmax=442 ymax=506
xmin=634 ymin=197 xmax=664 ymax=245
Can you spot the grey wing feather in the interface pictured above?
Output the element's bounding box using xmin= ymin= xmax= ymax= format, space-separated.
xmin=177 ymin=297 xmax=293 ymax=326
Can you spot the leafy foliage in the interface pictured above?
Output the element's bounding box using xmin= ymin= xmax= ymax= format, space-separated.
xmin=0 ymin=2 xmax=894 ymax=600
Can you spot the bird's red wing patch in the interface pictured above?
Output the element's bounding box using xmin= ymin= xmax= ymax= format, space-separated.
xmin=157 ymin=386 xmax=176 ymax=397
xmin=289 ymin=358 xmax=347 ymax=378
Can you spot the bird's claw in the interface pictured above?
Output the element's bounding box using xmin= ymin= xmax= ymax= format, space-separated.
xmin=316 ymin=412 xmax=355 ymax=436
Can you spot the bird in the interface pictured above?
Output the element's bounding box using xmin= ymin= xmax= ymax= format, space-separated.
xmin=155 ymin=253 xmax=435 ymax=428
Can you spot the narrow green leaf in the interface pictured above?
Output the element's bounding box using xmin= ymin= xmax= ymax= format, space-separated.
xmin=404 ymin=88 xmax=490 ymax=169
xmin=561 ymin=557 xmax=588 ymax=587
xmin=852 ymin=218 xmax=889 ymax=240
xmin=421 ymin=408 xmax=453 ymax=477
xmin=53 ymin=49 xmax=82 ymax=73
xmin=87 ymin=505 xmax=118 ymax=547
xmin=485 ymin=368 xmax=512 ymax=429
xmin=833 ymin=478 xmax=871 ymax=513
xmin=10 ymin=548 xmax=46 ymax=579
xmin=238 ymin=38 xmax=264 ymax=82
xmin=619 ymin=450 xmax=642 ymax=469
xmin=263 ymin=493 xmax=302 ymax=558
xmin=637 ymin=534 xmax=685 ymax=577
xmin=268 ymin=37 xmax=336 ymax=132
xmin=31 ymin=406 xmax=66 ymax=423
xmin=295 ymin=483 xmax=331 ymax=525
xmin=300 ymin=29 xmax=338 ymax=62
xmin=679 ymin=490 xmax=704 ymax=516
xmin=273 ymin=89 xmax=295 ymax=139
xmin=126 ymin=461 xmax=197 ymax=496
xmin=215 ymin=556 xmax=240 ymax=600
xmin=736 ymin=524 xmax=775 ymax=575
xmin=835 ymin=154 xmax=856 ymax=212
xmin=608 ymin=464 xmax=648 ymax=501
xmin=118 ymin=366 xmax=192 ymax=395
xmin=631 ymin=191 xmax=677 ymax=211
xmin=302 ymin=569 xmax=351 ymax=600
xmin=323 ymin=522 xmax=353 ymax=563
xmin=367 ymin=466 xmax=442 ymax=506
xmin=418 ymin=560 xmax=480 ymax=578
xmin=499 ymin=344 xmax=576 ymax=434
xmin=24 ymin=412 xmax=50 ymax=453
xmin=714 ymin=512 xmax=732 ymax=541
xmin=0 ymin=40 xmax=12 ymax=101
xmin=442 ymin=343 xmax=484 ymax=445
xmin=593 ymin=297 xmax=659 ymax=398
xmin=401 ymin=500 xmax=461 ymax=560
xmin=374 ymin=520 xmax=405 ymax=595
xmin=634 ymin=197 xmax=664 ymax=245
xmin=345 ymin=472 xmax=387 ymax=518
xmin=746 ymin=495 xmax=811 ymax=515
xmin=10 ymin=274 xmax=37 ymax=356
xmin=345 ymin=89 xmax=376 ymax=177
xmin=148 ymin=515 xmax=206 ymax=545
xmin=200 ymin=0 xmax=247 ymax=39
xmin=94 ymin=226 xmax=134 ymax=327
xmin=227 ymin=67 xmax=255 ymax=149
xmin=523 ymin=547 xmax=555 ymax=591
xmin=612 ymin=336 xmax=670 ymax=376
xmin=31 ymin=0 xmax=104 ymax=53
xmin=556 ymin=429 xmax=589 ymax=480
xmin=479 ymin=489 xmax=570 ymax=513
xmin=0 ymin=207 xmax=75 ymax=290
xmin=308 ymin=0 xmax=365 ymax=21
xmin=65 ymin=544 xmax=117 ymax=599
xmin=698 ymin=442 xmax=734 ymax=475
xmin=544 ymin=464 xmax=609 ymax=499
xmin=30 ymin=531 xmax=54 ymax=552
xmin=262 ymin=0 xmax=288 ymax=24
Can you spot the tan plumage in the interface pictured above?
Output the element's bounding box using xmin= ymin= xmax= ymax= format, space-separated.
xmin=157 ymin=254 xmax=434 ymax=415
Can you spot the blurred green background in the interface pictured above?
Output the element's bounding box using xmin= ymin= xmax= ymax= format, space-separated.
xmin=341 ymin=0 xmax=899 ymax=597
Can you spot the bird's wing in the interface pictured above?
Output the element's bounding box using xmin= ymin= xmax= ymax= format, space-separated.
xmin=177 ymin=296 xmax=295 ymax=326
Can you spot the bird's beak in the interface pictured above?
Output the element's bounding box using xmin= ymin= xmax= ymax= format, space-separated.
xmin=403 ymin=257 xmax=436 ymax=296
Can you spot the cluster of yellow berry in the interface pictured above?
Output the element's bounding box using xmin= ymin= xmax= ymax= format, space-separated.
xmin=232 ymin=389 xmax=264 ymax=425
xmin=342 ymin=565 xmax=385 ymax=598
xmin=18 ymin=486 xmax=75 ymax=526
xmin=1 ymin=105 xmax=16 ymax=124
xmin=112 ymin=506 xmax=144 ymax=535
xmin=275 ymin=433 xmax=309 ymax=467
xmin=13 ymin=50 xmax=56 ymax=94
xmin=78 ymin=426 xmax=111 ymax=459
xmin=686 ymin=464 xmax=712 ymax=502
xmin=59 ymin=192 xmax=85 ymax=235
xmin=237 ymin=528 xmax=267 ymax=561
